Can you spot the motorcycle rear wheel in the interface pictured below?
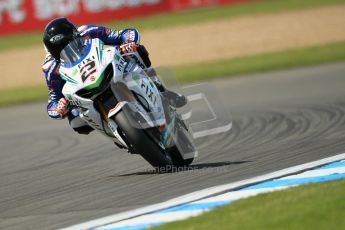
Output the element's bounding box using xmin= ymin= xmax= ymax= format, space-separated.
xmin=168 ymin=146 xmax=194 ymax=167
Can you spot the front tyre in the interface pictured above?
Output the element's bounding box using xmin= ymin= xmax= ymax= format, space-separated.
xmin=113 ymin=111 xmax=172 ymax=168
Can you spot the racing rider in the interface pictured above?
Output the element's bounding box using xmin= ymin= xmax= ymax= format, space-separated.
xmin=42 ymin=17 xmax=186 ymax=135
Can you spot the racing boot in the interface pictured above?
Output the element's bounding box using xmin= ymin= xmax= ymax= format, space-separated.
xmin=146 ymin=68 xmax=187 ymax=108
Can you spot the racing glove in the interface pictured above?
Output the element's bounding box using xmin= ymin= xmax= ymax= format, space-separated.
xmin=47 ymin=98 xmax=70 ymax=119
xmin=120 ymin=42 xmax=138 ymax=54
xmin=120 ymin=42 xmax=151 ymax=68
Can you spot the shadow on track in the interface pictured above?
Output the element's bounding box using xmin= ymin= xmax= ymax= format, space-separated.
xmin=116 ymin=161 xmax=251 ymax=176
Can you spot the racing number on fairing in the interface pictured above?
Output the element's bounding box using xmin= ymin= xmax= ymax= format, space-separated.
xmin=80 ymin=61 xmax=96 ymax=82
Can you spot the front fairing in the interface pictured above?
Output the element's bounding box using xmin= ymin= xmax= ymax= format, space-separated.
xmin=60 ymin=38 xmax=106 ymax=94
xmin=59 ymin=38 xmax=126 ymax=103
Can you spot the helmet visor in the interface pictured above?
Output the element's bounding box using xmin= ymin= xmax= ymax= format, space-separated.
xmin=60 ymin=37 xmax=90 ymax=65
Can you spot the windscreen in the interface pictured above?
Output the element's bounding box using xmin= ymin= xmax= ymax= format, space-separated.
xmin=60 ymin=37 xmax=90 ymax=65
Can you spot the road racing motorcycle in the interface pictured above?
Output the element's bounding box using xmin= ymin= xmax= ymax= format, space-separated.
xmin=59 ymin=37 xmax=197 ymax=169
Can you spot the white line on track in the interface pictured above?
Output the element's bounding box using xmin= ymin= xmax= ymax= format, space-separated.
xmin=62 ymin=152 xmax=345 ymax=230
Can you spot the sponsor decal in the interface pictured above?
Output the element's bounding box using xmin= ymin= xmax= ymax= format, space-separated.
xmin=69 ymin=99 xmax=82 ymax=106
xmin=49 ymin=34 xmax=64 ymax=43
xmin=0 ymin=0 xmax=26 ymax=24
xmin=107 ymin=120 xmax=117 ymax=133
xmin=34 ymin=0 xmax=162 ymax=19
xmin=115 ymin=58 xmax=126 ymax=72
xmin=79 ymin=26 xmax=99 ymax=36
xmin=109 ymin=30 xmax=119 ymax=38
xmin=72 ymin=68 xmax=79 ymax=76
xmin=140 ymin=79 xmax=157 ymax=105
xmin=0 ymin=0 xmax=249 ymax=35
xmin=78 ymin=55 xmax=97 ymax=82
xmin=126 ymin=30 xmax=136 ymax=42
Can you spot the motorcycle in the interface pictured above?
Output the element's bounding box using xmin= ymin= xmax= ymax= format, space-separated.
xmin=59 ymin=37 xmax=197 ymax=169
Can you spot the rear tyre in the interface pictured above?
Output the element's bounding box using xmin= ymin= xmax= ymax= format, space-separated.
xmin=169 ymin=121 xmax=195 ymax=167
xmin=169 ymin=146 xmax=194 ymax=168
xmin=114 ymin=111 xmax=172 ymax=168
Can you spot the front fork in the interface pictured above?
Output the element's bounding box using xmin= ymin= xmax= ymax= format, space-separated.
xmin=95 ymin=100 xmax=129 ymax=149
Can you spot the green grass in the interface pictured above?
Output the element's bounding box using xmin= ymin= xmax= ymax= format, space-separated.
xmin=0 ymin=85 xmax=47 ymax=107
xmin=108 ymin=0 xmax=345 ymax=31
xmin=154 ymin=179 xmax=345 ymax=230
xmin=174 ymin=41 xmax=345 ymax=82
xmin=2 ymin=41 xmax=345 ymax=107
xmin=1 ymin=0 xmax=344 ymax=51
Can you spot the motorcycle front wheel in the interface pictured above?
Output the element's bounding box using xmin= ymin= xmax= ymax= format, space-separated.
xmin=113 ymin=111 xmax=173 ymax=169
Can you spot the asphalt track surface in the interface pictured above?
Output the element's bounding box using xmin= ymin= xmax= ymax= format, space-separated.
xmin=1 ymin=62 xmax=345 ymax=229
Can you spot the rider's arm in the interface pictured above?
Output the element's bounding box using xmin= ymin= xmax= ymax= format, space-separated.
xmin=78 ymin=25 xmax=151 ymax=67
xmin=77 ymin=25 xmax=140 ymax=46
xmin=42 ymin=50 xmax=68 ymax=119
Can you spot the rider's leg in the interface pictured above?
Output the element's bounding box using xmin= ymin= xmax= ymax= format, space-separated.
xmin=68 ymin=108 xmax=94 ymax=134
xmin=145 ymin=68 xmax=187 ymax=108
xmin=137 ymin=45 xmax=187 ymax=108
